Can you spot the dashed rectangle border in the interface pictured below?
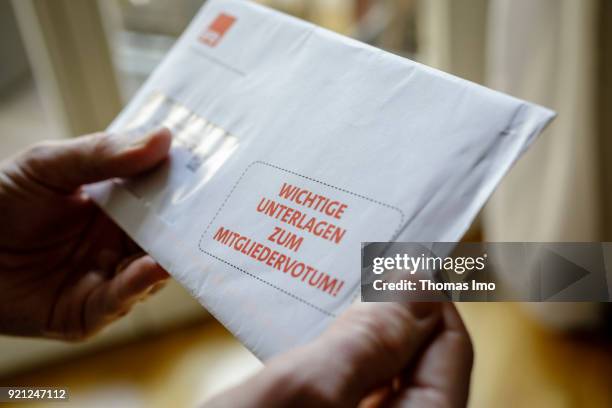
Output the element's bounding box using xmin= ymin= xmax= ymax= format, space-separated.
xmin=198 ymin=160 xmax=405 ymax=317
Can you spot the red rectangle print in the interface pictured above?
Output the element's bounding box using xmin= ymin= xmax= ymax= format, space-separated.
xmin=199 ymin=13 xmax=237 ymax=47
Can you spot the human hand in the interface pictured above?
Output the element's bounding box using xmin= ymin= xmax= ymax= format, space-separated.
xmin=206 ymin=302 xmax=473 ymax=408
xmin=0 ymin=128 xmax=172 ymax=340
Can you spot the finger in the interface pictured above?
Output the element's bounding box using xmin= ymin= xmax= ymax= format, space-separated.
xmin=114 ymin=252 xmax=147 ymax=276
xmin=17 ymin=127 xmax=172 ymax=193
xmin=83 ymin=255 xmax=170 ymax=333
xmin=387 ymin=303 xmax=473 ymax=408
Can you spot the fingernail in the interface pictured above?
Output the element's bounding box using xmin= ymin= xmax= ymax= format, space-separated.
xmin=115 ymin=252 xmax=146 ymax=276
xmin=127 ymin=129 xmax=158 ymax=150
xmin=147 ymin=280 xmax=168 ymax=295
xmin=117 ymin=127 xmax=166 ymax=152
xmin=409 ymin=302 xmax=440 ymax=320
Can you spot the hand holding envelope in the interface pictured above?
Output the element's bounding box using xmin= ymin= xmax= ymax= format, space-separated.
xmin=0 ymin=129 xmax=172 ymax=339
xmin=0 ymin=127 xmax=472 ymax=407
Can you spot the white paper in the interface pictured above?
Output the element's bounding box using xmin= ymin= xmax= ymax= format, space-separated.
xmin=87 ymin=0 xmax=555 ymax=359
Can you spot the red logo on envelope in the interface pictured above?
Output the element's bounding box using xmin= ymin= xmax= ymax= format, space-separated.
xmin=199 ymin=13 xmax=237 ymax=47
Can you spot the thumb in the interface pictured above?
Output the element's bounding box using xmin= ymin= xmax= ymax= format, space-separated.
xmin=17 ymin=128 xmax=172 ymax=192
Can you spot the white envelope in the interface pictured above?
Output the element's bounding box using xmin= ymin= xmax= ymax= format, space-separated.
xmin=87 ymin=0 xmax=555 ymax=359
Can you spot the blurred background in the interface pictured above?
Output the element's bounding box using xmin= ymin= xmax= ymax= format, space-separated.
xmin=1 ymin=0 xmax=611 ymax=406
